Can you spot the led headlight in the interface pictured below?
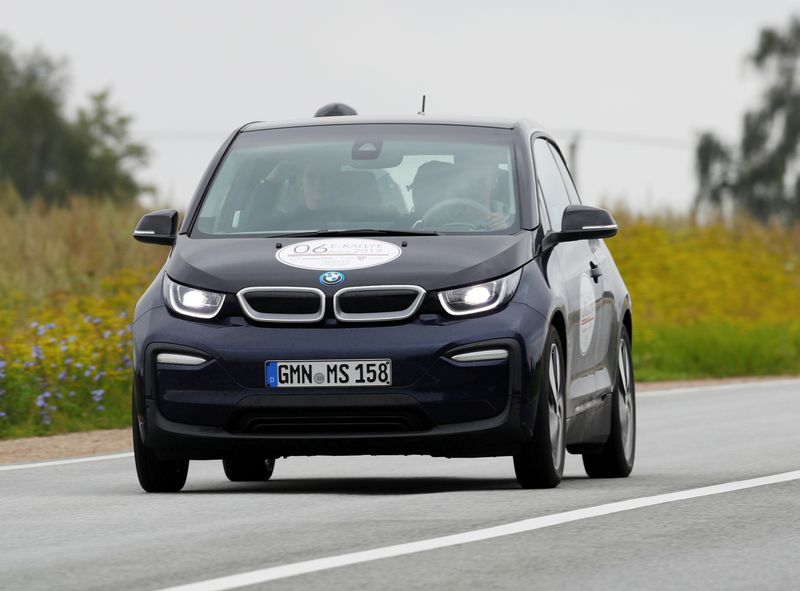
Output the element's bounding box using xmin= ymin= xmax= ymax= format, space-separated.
xmin=438 ymin=269 xmax=522 ymax=316
xmin=163 ymin=275 xmax=225 ymax=319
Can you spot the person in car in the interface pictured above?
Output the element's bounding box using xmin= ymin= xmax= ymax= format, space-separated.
xmin=410 ymin=159 xmax=511 ymax=230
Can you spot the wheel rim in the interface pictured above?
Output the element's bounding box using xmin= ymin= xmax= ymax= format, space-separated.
xmin=547 ymin=342 xmax=565 ymax=468
xmin=617 ymin=337 xmax=635 ymax=462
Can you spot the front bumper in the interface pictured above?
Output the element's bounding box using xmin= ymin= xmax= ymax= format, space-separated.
xmin=132 ymin=302 xmax=547 ymax=458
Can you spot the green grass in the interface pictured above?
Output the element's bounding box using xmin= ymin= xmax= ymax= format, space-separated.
xmin=634 ymin=323 xmax=800 ymax=381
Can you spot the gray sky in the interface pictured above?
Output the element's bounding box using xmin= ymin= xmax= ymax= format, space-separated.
xmin=4 ymin=0 xmax=798 ymax=212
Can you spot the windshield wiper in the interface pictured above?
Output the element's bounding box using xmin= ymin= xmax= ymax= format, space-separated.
xmin=314 ymin=228 xmax=438 ymax=237
xmin=266 ymin=228 xmax=438 ymax=238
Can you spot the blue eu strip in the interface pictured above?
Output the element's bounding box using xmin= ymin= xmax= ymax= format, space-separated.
xmin=265 ymin=362 xmax=279 ymax=388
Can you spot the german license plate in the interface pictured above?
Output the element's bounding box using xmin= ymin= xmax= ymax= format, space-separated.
xmin=265 ymin=359 xmax=392 ymax=388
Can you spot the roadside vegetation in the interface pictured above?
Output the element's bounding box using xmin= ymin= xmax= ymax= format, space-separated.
xmin=610 ymin=209 xmax=800 ymax=381
xmin=0 ymin=196 xmax=799 ymax=438
xmin=0 ymin=192 xmax=165 ymax=438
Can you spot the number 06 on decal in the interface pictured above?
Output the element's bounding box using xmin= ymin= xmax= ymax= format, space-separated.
xmin=265 ymin=360 xmax=392 ymax=388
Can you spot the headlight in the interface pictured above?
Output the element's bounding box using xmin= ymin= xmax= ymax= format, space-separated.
xmin=438 ymin=268 xmax=522 ymax=316
xmin=163 ymin=275 xmax=225 ymax=319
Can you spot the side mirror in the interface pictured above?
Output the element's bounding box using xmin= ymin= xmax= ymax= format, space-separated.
xmin=133 ymin=209 xmax=178 ymax=245
xmin=542 ymin=205 xmax=617 ymax=251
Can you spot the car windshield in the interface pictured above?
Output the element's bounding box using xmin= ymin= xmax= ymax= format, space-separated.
xmin=192 ymin=124 xmax=520 ymax=237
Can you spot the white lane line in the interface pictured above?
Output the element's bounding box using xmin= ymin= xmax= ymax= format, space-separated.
xmin=155 ymin=469 xmax=800 ymax=591
xmin=0 ymin=452 xmax=133 ymax=472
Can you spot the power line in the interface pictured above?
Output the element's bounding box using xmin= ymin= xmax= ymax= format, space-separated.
xmin=553 ymin=128 xmax=693 ymax=151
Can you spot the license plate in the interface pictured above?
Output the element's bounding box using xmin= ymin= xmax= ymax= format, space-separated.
xmin=265 ymin=359 xmax=392 ymax=388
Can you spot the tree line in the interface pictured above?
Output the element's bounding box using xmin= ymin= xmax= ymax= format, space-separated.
xmin=696 ymin=15 xmax=800 ymax=223
xmin=3 ymin=19 xmax=800 ymax=221
xmin=0 ymin=35 xmax=148 ymax=204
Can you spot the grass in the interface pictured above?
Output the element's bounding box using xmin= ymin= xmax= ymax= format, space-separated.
xmin=0 ymin=186 xmax=166 ymax=438
xmin=0 ymin=191 xmax=798 ymax=438
xmin=609 ymin=210 xmax=800 ymax=380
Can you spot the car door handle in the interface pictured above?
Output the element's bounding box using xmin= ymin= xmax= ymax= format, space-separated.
xmin=589 ymin=262 xmax=602 ymax=283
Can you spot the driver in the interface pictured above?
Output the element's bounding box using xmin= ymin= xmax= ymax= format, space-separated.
xmin=411 ymin=159 xmax=511 ymax=230
xmin=409 ymin=160 xmax=455 ymax=218
xmin=454 ymin=159 xmax=510 ymax=230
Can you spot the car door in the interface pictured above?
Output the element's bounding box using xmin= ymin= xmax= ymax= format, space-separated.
xmin=532 ymin=138 xmax=605 ymax=416
xmin=550 ymin=145 xmax=616 ymax=395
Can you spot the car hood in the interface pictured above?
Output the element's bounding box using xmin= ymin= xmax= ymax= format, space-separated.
xmin=166 ymin=233 xmax=534 ymax=293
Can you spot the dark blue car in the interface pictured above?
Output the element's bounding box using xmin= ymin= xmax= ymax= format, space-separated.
xmin=131 ymin=113 xmax=636 ymax=492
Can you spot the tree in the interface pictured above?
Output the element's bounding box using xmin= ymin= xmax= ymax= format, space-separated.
xmin=695 ymin=15 xmax=800 ymax=222
xmin=0 ymin=35 xmax=148 ymax=203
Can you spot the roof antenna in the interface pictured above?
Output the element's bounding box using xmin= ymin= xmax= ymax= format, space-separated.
xmin=417 ymin=94 xmax=426 ymax=115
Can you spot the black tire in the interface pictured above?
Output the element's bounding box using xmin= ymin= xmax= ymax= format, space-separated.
xmin=514 ymin=325 xmax=566 ymax=489
xmin=132 ymin=399 xmax=189 ymax=493
xmin=222 ymin=457 xmax=276 ymax=482
xmin=583 ymin=325 xmax=636 ymax=478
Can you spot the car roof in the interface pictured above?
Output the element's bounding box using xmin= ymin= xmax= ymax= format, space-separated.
xmin=241 ymin=115 xmax=548 ymax=136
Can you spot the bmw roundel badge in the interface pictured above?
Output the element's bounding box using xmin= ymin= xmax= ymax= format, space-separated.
xmin=320 ymin=271 xmax=345 ymax=286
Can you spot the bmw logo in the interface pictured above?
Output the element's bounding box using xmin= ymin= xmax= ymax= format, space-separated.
xmin=320 ymin=271 xmax=345 ymax=286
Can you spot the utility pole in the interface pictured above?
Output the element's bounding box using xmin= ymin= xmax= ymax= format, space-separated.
xmin=568 ymin=133 xmax=580 ymax=189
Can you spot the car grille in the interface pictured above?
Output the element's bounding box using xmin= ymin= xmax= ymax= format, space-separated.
xmin=229 ymin=408 xmax=431 ymax=434
xmin=237 ymin=287 xmax=325 ymax=323
xmin=333 ymin=285 xmax=426 ymax=322
xmin=236 ymin=285 xmax=427 ymax=323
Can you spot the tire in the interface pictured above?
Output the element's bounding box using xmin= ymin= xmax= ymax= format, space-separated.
xmin=223 ymin=457 xmax=276 ymax=482
xmin=583 ymin=325 xmax=636 ymax=478
xmin=132 ymin=398 xmax=189 ymax=493
xmin=514 ymin=325 xmax=566 ymax=489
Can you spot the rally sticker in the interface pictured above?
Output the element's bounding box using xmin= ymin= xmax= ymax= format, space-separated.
xmin=579 ymin=273 xmax=596 ymax=356
xmin=276 ymin=238 xmax=402 ymax=271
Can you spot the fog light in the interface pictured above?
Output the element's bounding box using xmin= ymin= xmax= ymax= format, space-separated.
xmin=156 ymin=353 xmax=207 ymax=366
xmin=450 ymin=349 xmax=509 ymax=362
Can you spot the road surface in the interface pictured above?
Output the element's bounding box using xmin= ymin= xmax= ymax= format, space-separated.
xmin=1 ymin=380 xmax=799 ymax=590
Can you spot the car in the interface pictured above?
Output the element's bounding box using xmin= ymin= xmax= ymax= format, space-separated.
xmin=131 ymin=109 xmax=636 ymax=492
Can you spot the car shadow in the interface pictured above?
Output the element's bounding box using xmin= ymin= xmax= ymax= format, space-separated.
xmin=182 ymin=476 xmax=524 ymax=495
xmin=181 ymin=474 xmax=590 ymax=495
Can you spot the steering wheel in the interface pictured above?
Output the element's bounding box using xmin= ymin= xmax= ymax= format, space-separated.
xmin=420 ymin=198 xmax=493 ymax=231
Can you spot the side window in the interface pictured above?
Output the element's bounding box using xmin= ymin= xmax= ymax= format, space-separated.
xmin=549 ymin=144 xmax=581 ymax=204
xmin=532 ymin=139 xmax=571 ymax=231
xmin=536 ymin=179 xmax=551 ymax=233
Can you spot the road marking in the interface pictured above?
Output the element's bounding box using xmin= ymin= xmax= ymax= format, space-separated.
xmin=155 ymin=469 xmax=800 ymax=591
xmin=639 ymin=378 xmax=800 ymax=397
xmin=0 ymin=452 xmax=133 ymax=472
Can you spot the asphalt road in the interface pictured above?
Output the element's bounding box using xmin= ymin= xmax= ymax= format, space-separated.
xmin=1 ymin=380 xmax=799 ymax=591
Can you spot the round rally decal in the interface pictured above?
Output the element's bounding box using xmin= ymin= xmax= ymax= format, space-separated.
xmin=276 ymin=238 xmax=402 ymax=271
xmin=578 ymin=273 xmax=596 ymax=356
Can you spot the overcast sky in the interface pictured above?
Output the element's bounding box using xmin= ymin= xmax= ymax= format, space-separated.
xmin=4 ymin=0 xmax=798 ymax=212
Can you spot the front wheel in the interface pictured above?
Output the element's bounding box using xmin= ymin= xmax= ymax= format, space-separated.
xmin=583 ymin=325 xmax=636 ymax=478
xmin=132 ymin=398 xmax=189 ymax=493
xmin=514 ymin=325 xmax=566 ymax=488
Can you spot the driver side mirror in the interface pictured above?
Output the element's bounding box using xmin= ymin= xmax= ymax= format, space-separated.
xmin=542 ymin=205 xmax=617 ymax=251
xmin=133 ymin=209 xmax=178 ymax=245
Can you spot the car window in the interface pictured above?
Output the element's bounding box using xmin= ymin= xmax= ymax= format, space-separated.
xmin=549 ymin=144 xmax=581 ymax=205
xmin=532 ymin=138 xmax=570 ymax=231
xmin=192 ymin=124 xmax=520 ymax=236
xmin=535 ymin=179 xmax=551 ymax=233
